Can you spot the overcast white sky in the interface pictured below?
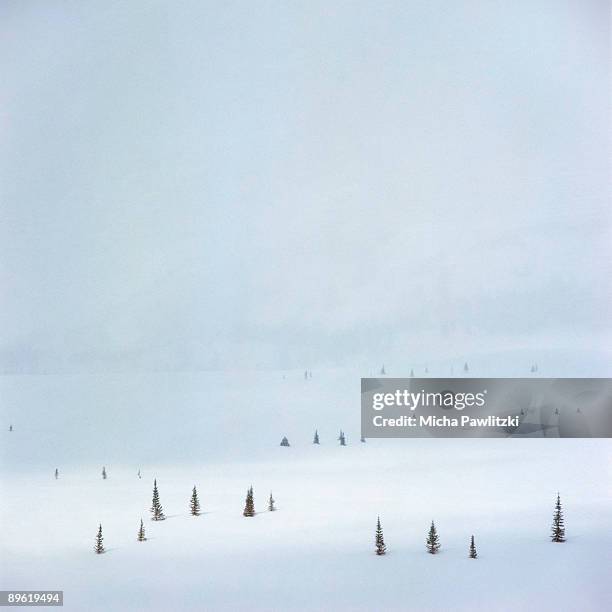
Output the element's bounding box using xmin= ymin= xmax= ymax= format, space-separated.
xmin=0 ymin=0 xmax=610 ymax=372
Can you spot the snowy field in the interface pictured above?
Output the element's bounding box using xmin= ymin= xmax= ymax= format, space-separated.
xmin=2 ymin=365 xmax=612 ymax=611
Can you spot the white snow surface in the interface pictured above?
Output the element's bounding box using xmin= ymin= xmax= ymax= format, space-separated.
xmin=1 ymin=367 xmax=612 ymax=611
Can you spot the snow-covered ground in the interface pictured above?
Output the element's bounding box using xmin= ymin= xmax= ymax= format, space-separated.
xmin=2 ymin=367 xmax=612 ymax=611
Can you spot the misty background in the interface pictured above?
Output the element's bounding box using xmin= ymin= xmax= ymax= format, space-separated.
xmin=1 ymin=0 xmax=610 ymax=373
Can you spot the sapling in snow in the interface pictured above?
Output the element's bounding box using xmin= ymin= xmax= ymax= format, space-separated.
xmin=551 ymin=493 xmax=565 ymax=542
xmin=190 ymin=486 xmax=201 ymax=516
xmin=469 ymin=535 xmax=477 ymax=558
xmin=150 ymin=479 xmax=165 ymax=521
xmin=137 ymin=519 xmax=146 ymax=541
xmin=426 ymin=521 xmax=440 ymax=554
xmin=375 ymin=516 xmax=386 ymax=555
xmin=243 ymin=486 xmax=255 ymax=516
xmin=94 ymin=524 xmax=105 ymax=554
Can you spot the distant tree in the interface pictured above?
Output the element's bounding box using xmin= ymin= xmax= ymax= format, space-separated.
xmin=551 ymin=493 xmax=565 ymax=542
xmin=94 ymin=524 xmax=105 ymax=554
xmin=468 ymin=535 xmax=477 ymax=558
xmin=190 ymin=486 xmax=201 ymax=516
xmin=102 ymin=466 xmax=107 ymax=480
xmin=426 ymin=521 xmax=440 ymax=554
xmin=425 ymin=367 xmax=429 ymax=374
xmin=280 ymin=436 xmax=290 ymax=447
xmin=313 ymin=430 xmax=320 ymax=444
xmin=520 ymin=408 xmax=525 ymax=416
xmin=338 ymin=430 xmax=346 ymax=446
xmin=304 ymin=370 xmax=308 ymax=380
xmin=150 ymin=479 xmax=165 ymax=521
xmin=380 ymin=364 xmax=386 ymax=375
xmin=137 ymin=519 xmax=146 ymax=542
xmin=554 ymin=407 xmax=559 ymax=415
xmin=54 ymin=468 xmax=59 ymax=480
xmin=410 ymin=369 xmax=414 ymax=378
xmin=137 ymin=469 xmax=142 ymax=479
xmin=375 ymin=516 xmax=386 ymax=555
xmin=243 ymin=486 xmax=255 ymax=517
xmin=9 ymin=425 xmax=12 ymax=432
xmin=268 ymin=492 xmax=276 ymax=511
xmin=464 ymin=362 xmax=469 ymax=373
xmin=530 ymin=364 xmax=536 ymax=373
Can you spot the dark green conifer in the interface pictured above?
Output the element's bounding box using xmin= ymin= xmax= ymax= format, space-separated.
xmin=426 ymin=521 xmax=440 ymax=554
xmin=243 ymin=486 xmax=255 ymax=517
xmin=190 ymin=486 xmax=201 ymax=516
xmin=551 ymin=493 xmax=565 ymax=542
xmin=375 ymin=516 xmax=386 ymax=555
xmin=150 ymin=479 xmax=165 ymax=521
xmin=468 ymin=535 xmax=477 ymax=558
xmin=94 ymin=524 xmax=105 ymax=554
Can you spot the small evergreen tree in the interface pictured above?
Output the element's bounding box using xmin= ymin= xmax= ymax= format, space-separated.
xmin=102 ymin=466 xmax=107 ymax=479
xmin=338 ymin=430 xmax=346 ymax=446
xmin=380 ymin=364 xmax=386 ymax=375
xmin=94 ymin=524 xmax=105 ymax=554
xmin=375 ymin=516 xmax=386 ymax=555
xmin=551 ymin=493 xmax=565 ymax=542
xmin=268 ymin=492 xmax=276 ymax=511
xmin=468 ymin=535 xmax=477 ymax=558
xmin=243 ymin=486 xmax=255 ymax=517
xmin=137 ymin=519 xmax=146 ymax=541
xmin=150 ymin=479 xmax=165 ymax=521
xmin=410 ymin=368 xmax=414 ymax=377
xmin=426 ymin=521 xmax=440 ymax=554
xmin=54 ymin=468 xmax=59 ymax=480
xmin=464 ymin=362 xmax=469 ymax=373
xmin=137 ymin=469 xmax=141 ymax=479
xmin=9 ymin=424 xmax=12 ymax=432
xmin=313 ymin=429 xmax=320 ymax=444
xmin=280 ymin=436 xmax=290 ymax=447
xmin=190 ymin=486 xmax=201 ymax=516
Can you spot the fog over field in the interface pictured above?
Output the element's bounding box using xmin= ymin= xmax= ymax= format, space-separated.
xmin=0 ymin=0 xmax=610 ymax=373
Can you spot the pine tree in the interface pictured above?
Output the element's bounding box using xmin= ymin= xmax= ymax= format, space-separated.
xmin=551 ymin=493 xmax=565 ymax=542
xmin=137 ymin=469 xmax=141 ymax=479
xmin=410 ymin=368 xmax=414 ymax=377
xmin=280 ymin=436 xmax=290 ymax=447
xmin=54 ymin=468 xmax=59 ymax=480
xmin=150 ymin=479 xmax=165 ymax=521
xmin=94 ymin=524 xmax=105 ymax=554
xmin=464 ymin=362 xmax=469 ymax=373
xmin=137 ymin=519 xmax=146 ymax=541
xmin=190 ymin=486 xmax=201 ymax=516
xmin=243 ymin=486 xmax=255 ymax=517
xmin=9 ymin=424 xmax=12 ymax=432
xmin=338 ymin=430 xmax=346 ymax=446
xmin=102 ymin=466 xmax=107 ymax=479
xmin=468 ymin=535 xmax=477 ymax=558
xmin=313 ymin=429 xmax=320 ymax=444
xmin=380 ymin=364 xmax=386 ymax=375
xmin=375 ymin=516 xmax=386 ymax=555
xmin=268 ymin=492 xmax=276 ymax=511
xmin=426 ymin=521 xmax=440 ymax=554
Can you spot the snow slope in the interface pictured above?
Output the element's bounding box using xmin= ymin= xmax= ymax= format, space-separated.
xmin=1 ymin=367 xmax=612 ymax=611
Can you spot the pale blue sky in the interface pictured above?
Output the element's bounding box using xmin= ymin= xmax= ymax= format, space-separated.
xmin=0 ymin=0 xmax=610 ymax=371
